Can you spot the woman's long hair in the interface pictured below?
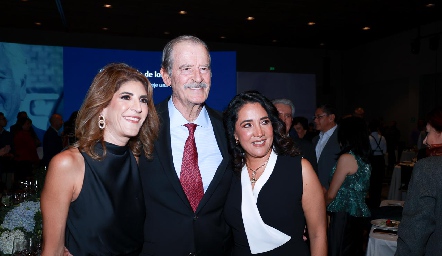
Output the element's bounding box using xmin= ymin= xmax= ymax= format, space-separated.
xmin=74 ymin=63 xmax=160 ymax=160
xmin=223 ymin=90 xmax=300 ymax=173
xmin=337 ymin=116 xmax=371 ymax=163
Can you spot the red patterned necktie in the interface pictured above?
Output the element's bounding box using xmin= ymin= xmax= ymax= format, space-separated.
xmin=180 ymin=123 xmax=204 ymax=212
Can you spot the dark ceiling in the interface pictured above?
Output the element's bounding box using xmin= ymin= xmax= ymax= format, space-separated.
xmin=1 ymin=0 xmax=441 ymax=50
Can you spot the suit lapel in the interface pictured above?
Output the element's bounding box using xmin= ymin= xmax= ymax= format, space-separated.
xmin=318 ymin=127 xmax=338 ymax=163
xmin=155 ymin=99 xmax=191 ymax=207
xmin=195 ymin=106 xmax=231 ymax=213
xmin=155 ymin=101 xmax=231 ymax=213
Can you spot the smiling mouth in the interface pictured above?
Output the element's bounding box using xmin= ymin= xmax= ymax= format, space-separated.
xmin=252 ymin=140 xmax=265 ymax=145
xmin=124 ymin=117 xmax=141 ymax=122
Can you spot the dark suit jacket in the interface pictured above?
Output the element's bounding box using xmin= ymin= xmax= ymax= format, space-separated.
xmin=139 ymin=99 xmax=233 ymax=256
xmin=292 ymin=136 xmax=318 ymax=173
xmin=312 ymin=126 xmax=340 ymax=189
xmin=42 ymin=127 xmax=63 ymax=167
xmin=396 ymin=156 xmax=442 ymax=256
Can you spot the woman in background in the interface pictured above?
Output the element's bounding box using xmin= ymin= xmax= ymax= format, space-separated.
xmin=13 ymin=117 xmax=40 ymax=184
xmin=396 ymin=106 xmax=442 ymax=256
xmin=41 ymin=63 xmax=159 ymax=255
xmin=325 ymin=116 xmax=371 ymax=256
xmin=223 ymin=91 xmax=327 ymax=256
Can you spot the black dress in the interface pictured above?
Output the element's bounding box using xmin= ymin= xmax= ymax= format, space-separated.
xmin=224 ymin=155 xmax=309 ymax=255
xmin=65 ymin=142 xmax=145 ymax=255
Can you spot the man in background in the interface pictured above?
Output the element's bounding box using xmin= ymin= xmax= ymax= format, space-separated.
xmin=41 ymin=113 xmax=64 ymax=168
xmin=353 ymin=107 xmax=365 ymax=119
xmin=0 ymin=112 xmax=13 ymax=190
xmin=313 ymin=104 xmax=341 ymax=189
xmin=272 ymin=98 xmax=317 ymax=172
xmin=0 ymin=112 xmax=12 ymax=157
xmin=293 ymin=116 xmax=316 ymax=142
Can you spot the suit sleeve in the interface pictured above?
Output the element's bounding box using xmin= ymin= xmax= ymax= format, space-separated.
xmin=396 ymin=162 xmax=437 ymax=256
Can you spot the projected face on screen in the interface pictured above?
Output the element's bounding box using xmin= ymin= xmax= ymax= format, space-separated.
xmin=0 ymin=42 xmax=63 ymax=141
xmin=0 ymin=43 xmax=27 ymax=125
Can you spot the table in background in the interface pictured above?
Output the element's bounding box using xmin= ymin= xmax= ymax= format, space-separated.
xmin=400 ymin=150 xmax=416 ymax=162
xmin=366 ymin=200 xmax=404 ymax=256
xmin=387 ymin=163 xmax=414 ymax=200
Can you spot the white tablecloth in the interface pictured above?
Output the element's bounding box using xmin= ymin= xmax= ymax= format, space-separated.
xmin=366 ymin=227 xmax=397 ymax=256
xmin=366 ymin=200 xmax=403 ymax=256
xmin=387 ymin=163 xmax=414 ymax=200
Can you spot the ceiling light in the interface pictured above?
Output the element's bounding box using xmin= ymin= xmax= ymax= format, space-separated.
xmin=220 ymin=36 xmax=226 ymax=39
xmin=320 ymin=43 xmax=325 ymax=46
xmin=308 ymin=22 xmax=316 ymax=26
xmin=35 ymin=22 xmax=41 ymax=26
xmin=426 ymin=3 xmax=435 ymax=7
xmin=164 ymin=31 xmax=170 ymax=35
xmin=272 ymin=39 xmax=278 ymax=43
xmin=362 ymin=26 xmax=371 ymax=30
xmin=102 ymin=27 xmax=109 ymax=31
xmin=103 ymin=4 xmax=112 ymax=8
xmin=247 ymin=17 xmax=255 ymax=21
xmin=179 ymin=10 xmax=187 ymax=15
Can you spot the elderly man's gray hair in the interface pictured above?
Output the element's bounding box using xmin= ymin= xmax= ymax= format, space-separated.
xmin=272 ymin=98 xmax=295 ymax=117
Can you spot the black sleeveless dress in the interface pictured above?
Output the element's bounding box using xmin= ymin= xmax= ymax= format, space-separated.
xmin=65 ymin=142 xmax=145 ymax=256
xmin=224 ymin=155 xmax=309 ymax=255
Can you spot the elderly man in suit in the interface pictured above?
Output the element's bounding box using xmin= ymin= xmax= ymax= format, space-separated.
xmin=272 ymin=98 xmax=318 ymax=173
xmin=312 ymin=104 xmax=341 ymax=190
xmin=138 ymin=35 xmax=233 ymax=255
xmin=41 ymin=113 xmax=64 ymax=167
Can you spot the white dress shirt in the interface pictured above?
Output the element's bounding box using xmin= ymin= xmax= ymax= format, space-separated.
xmin=169 ymin=98 xmax=222 ymax=192
xmin=315 ymin=124 xmax=337 ymax=161
xmin=369 ymin=132 xmax=387 ymax=156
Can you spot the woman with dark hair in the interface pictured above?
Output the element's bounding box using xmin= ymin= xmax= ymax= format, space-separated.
xmin=396 ymin=106 xmax=442 ymax=256
xmin=325 ymin=116 xmax=371 ymax=256
xmin=223 ymin=90 xmax=327 ymax=256
xmin=41 ymin=63 xmax=160 ymax=255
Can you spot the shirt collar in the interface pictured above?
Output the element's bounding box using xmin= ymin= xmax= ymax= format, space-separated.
xmin=320 ymin=124 xmax=337 ymax=138
xmin=168 ymin=97 xmax=210 ymax=128
xmin=51 ymin=126 xmax=60 ymax=133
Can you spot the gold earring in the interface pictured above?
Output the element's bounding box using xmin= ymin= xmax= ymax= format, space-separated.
xmin=98 ymin=114 xmax=106 ymax=129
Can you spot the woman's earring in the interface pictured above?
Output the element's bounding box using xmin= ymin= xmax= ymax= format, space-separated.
xmin=235 ymin=139 xmax=239 ymax=145
xmin=98 ymin=114 xmax=106 ymax=130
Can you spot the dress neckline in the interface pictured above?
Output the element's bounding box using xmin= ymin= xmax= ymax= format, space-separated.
xmin=96 ymin=141 xmax=129 ymax=156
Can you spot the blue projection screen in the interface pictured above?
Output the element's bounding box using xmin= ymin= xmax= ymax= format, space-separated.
xmin=1 ymin=41 xmax=236 ymax=141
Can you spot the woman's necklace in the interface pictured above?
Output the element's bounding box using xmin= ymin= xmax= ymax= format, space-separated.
xmin=246 ymin=155 xmax=271 ymax=184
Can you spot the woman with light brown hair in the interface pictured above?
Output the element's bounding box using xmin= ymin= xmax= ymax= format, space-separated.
xmin=41 ymin=63 xmax=159 ymax=255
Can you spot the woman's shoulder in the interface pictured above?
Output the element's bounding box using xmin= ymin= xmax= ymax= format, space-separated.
xmin=414 ymin=156 xmax=442 ymax=174
xmin=48 ymin=147 xmax=84 ymax=173
xmin=339 ymin=152 xmax=356 ymax=161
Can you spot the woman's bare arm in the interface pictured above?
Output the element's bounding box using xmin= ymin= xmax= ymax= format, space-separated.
xmin=301 ymin=158 xmax=328 ymax=256
xmin=41 ymin=148 xmax=84 ymax=256
xmin=325 ymin=153 xmax=357 ymax=205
